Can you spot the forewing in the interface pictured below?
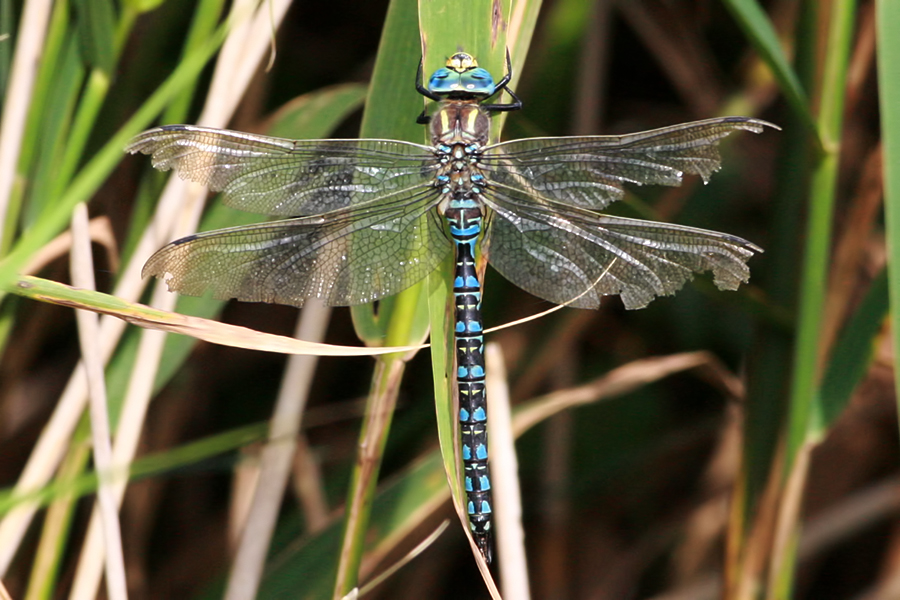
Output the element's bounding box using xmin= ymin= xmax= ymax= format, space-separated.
xmin=127 ymin=125 xmax=437 ymax=216
xmin=483 ymin=187 xmax=760 ymax=310
xmin=143 ymin=188 xmax=448 ymax=307
xmin=480 ymin=117 xmax=775 ymax=211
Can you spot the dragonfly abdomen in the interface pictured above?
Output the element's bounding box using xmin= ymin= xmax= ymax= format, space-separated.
xmin=445 ymin=200 xmax=492 ymax=562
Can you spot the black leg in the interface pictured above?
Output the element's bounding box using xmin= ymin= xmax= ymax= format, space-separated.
xmin=482 ymin=50 xmax=522 ymax=114
xmin=482 ymin=86 xmax=522 ymax=114
xmin=415 ymin=58 xmax=443 ymax=102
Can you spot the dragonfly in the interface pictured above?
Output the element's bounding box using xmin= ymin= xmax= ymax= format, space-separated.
xmin=127 ymin=51 xmax=775 ymax=563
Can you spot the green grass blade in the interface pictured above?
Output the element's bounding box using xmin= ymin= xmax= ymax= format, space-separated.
xmin=19 ymin=31 xmax=83 ymax=228
xmin=0 ymin=23 xmax=229 ymax=295
xmin=722 ymin=0 xmax=819 ymax=140
xmin=879 ymin=0 xmax=900 ymax=433
xmin=418 ymin=0 xmax=510 ymax=85
xmin=418 ymin=1 xmax=510 ymax=575
xmin=765 ymin=1 xmax=857 ymax=597
xmin=419 ymin=0 xmax=517 ymax=142
xmin=0 ymin=424 xmax=267 ymax=515
xmin=785 ymin=0 xmax=856 ymax=462
xmin=332 ymin=0 xmax=427 ymax=594
xmin=71 ymin=0 xmax=116 ymax=74
xmin=817 ymin=269 xmax=889 ymax=427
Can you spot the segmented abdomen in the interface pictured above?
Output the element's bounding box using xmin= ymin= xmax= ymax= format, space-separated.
xmin=445 ymin=199 xmax=492 ymax=562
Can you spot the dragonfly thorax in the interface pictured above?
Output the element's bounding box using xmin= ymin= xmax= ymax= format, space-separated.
xmin=430 ymin=102 xmax=490 ymax=148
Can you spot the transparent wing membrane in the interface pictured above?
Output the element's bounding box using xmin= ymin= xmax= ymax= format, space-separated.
xmin=127 ymin=125 xmax=438 ymax=216
xmin=143 ymin=187 xmax=448 ymax=307
xmin=480 ymin=117 xmax=773 ymax=211
xmin=483 ymin=184 xmax=759 ymax=310
xmin=131 ymin=117 xmax=771 ymax=311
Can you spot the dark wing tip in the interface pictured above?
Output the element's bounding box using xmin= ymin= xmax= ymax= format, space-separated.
xmin=719 ymin=231 xmax=764 ymax=254
xmin=172 ymin=234 xmax=197 ymax=245
xmin=721 ymin=116 xmax=781 ymax=134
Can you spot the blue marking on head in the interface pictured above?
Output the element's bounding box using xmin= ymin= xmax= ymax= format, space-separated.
xmin=428 ymin=53 xmax=497 ymax=98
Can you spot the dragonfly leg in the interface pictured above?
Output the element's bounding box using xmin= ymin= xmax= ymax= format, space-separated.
xmin=416 ymin=58 xmax=443 ymax=102
xmin=481 ymin=50 xmax=522 ymax=113
xmin=481 ymin=86 xmax=523 ymax=114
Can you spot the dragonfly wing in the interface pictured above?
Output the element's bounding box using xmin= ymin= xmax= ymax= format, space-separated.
xmin=143 ymin=188 xmax=448 ymax=307
xmin=483 ymin=187 xmax=760 ymax=310
xmin=127 ymin=125 xmax=437 ymax=216
xmin=480 ymin=117 xmax=776 ymax=211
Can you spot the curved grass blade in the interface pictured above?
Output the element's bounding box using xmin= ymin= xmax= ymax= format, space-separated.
xmin=8 ymin=276 xmax=422 ymax=357
xmin=722 ymin=0 xmax=819 ymax=142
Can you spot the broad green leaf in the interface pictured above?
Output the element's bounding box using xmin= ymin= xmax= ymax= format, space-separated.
xmin=72 ymin=0 xmax=116 ymax=74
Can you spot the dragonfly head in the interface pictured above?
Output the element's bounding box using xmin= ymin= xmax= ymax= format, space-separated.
xmin=427 ymin=52 xmax=497 ymax=99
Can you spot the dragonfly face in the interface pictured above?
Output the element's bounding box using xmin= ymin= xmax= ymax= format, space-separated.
xmin=427 ymin=52 xmax=497 ymax=98
xmin=127 ymin=50 xmax=777 ymax=565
